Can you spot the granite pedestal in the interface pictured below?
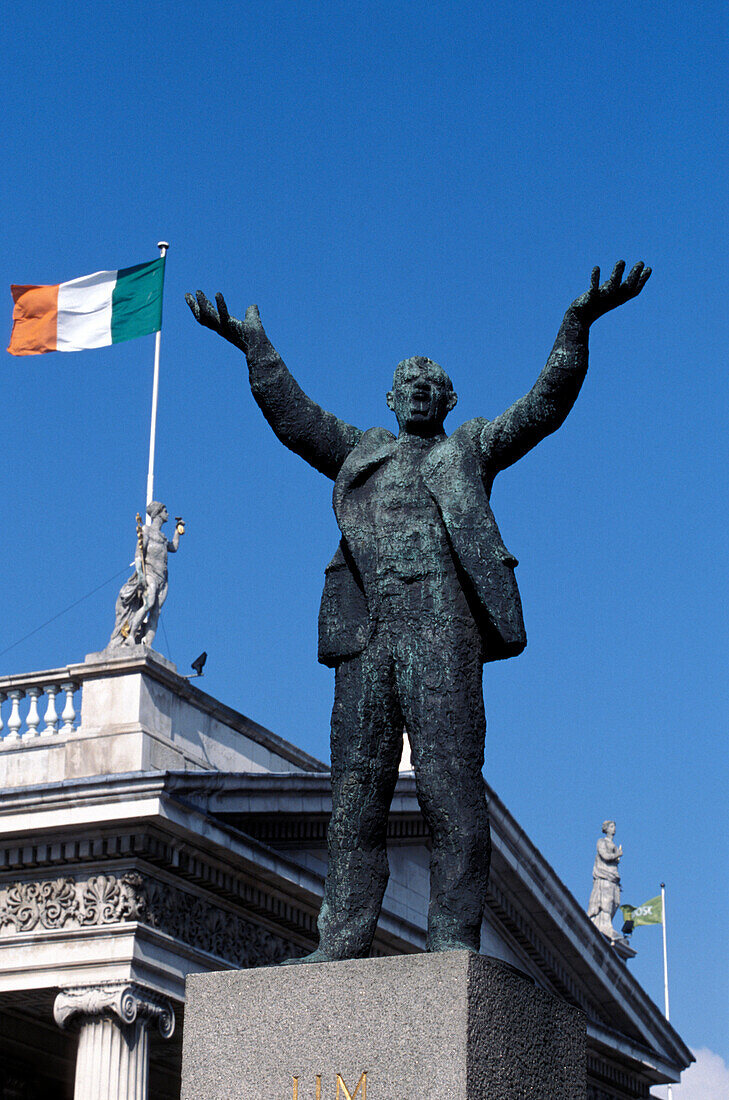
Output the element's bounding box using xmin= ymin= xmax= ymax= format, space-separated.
xmin=181 ymin=951 xmax=586 ymax=1099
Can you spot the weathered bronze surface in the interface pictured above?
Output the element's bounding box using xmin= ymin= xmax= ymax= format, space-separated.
xmin=186 ymin=261 xmax=650 ymax=961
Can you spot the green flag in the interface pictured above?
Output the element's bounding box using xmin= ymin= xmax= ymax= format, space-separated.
xmin=621 ymin=896 xmax=663 ymax=926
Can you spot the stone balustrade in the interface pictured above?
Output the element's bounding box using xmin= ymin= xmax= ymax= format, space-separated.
xmin=0 ymin=672 xmax=80 ymax=744
xmin=0 ymin=648 xmax=318 ymax=788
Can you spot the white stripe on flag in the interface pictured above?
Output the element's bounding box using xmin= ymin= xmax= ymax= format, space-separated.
xmin=56 ymin=269 xmax=117 ymax=351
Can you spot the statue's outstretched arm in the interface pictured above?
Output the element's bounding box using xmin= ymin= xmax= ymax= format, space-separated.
xmin=481 ymin=262 xmax=651 ymax=473
xmin=186 ymin=292 xmax=363 ymax=480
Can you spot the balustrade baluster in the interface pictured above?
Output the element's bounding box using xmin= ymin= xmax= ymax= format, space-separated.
xmin=0 ymin=692 xmax=5 ymax=738
xmin=24 ymin=686 xmax=43 ymax=738
xmin=60 ymin=682 xmax=78 ymax=734
xmin=42 ymin=684 xmax=60 ymax=735
xmin=6 ymin=690 xmax=25 ymax=741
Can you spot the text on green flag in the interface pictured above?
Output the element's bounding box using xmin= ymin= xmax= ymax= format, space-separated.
xmin=620 ymin=896 xmax=663 ymax=926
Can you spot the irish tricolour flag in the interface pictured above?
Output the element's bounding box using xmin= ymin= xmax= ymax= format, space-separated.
xmin=7 ymin=257 xmax=165 ymax=356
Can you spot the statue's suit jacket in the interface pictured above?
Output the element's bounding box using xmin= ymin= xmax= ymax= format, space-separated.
xmin=245 ymin=309 xmax=589 ymax=670
xmin=318 ymin=419 xmax=526 ymax=667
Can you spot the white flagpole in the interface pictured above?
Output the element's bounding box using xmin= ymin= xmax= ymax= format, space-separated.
xmin=145 ymin=241 xmax=169 ymax=520
xmin=661 ymin=881 xmax=673 ymax=1099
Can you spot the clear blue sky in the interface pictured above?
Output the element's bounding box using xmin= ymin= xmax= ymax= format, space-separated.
xmin=2 ymin=0 xmax=727 ymax=1066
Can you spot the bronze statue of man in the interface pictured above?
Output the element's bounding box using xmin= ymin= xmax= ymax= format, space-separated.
xmin=187 ymin=260 xmax=650 ymax=962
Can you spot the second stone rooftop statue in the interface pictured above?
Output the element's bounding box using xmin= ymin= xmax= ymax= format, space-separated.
xmin=108 ymin=502 xmax=184 ymax=651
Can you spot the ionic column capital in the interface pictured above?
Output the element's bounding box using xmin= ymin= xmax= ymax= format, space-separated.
xmin=54 ymin=981 xmax=175 ymax=1038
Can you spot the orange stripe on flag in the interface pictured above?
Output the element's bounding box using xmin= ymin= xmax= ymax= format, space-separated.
xmin=7 ymin=283 xmax=59 ymax=355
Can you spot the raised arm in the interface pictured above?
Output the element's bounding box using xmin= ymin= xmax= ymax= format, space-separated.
xmin=186 ymin=292 xmax=362 ymax=480
xmin=167 ymin=526 xmax=181 ymax=554
xmin=481 ymin=261 xmax=651 ymax=474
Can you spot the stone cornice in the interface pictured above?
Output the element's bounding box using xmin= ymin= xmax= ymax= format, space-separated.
xmin=219 ymin=811 xmax=428 ymax=847
xmin=0 ymin=771 xmax=169 ymax=812
xmin=54 ymin=980 xmax=175 ymax=1037
xmin=587 ymin=1025 xmax=682 ymax=1089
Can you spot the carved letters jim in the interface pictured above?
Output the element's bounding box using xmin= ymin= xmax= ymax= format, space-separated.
xmin=187 ymin=261 xmax=651 ymax=962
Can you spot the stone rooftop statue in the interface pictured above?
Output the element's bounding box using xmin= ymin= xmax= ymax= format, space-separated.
xmin=588 ymin=819 xmax=626 ymax=943
xmin=108 ymin=501 xmax=184 ymax=650
xmin=187 ymin=260 xmax=651 ymax=963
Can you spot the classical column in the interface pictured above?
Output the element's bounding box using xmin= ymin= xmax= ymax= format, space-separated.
xmin=54 ymin=982 xmax=175 ymax=1100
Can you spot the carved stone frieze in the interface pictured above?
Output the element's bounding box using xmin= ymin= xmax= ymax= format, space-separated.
xmin=0 ymin=831 xmax=321 ymax=939
xmin=136 ymin=875 xmax=303 ymax=965
xmin=54 ymin=981 xmax=175 ymax=1038
xmin=0 ymin=878 xmax=79 ymax=932
xmin=80 ymin=871 xmax=146 ymax=925
xmin=0 ymin=872 xmax=142 ymax=933
xmin=0 ymin=871 xmax=303 ymax=967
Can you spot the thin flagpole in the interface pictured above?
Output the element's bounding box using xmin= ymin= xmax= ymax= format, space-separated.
xmin=146 ymin=241 xmax=169 ymax=519
xmin=661 ymin=881 xmax=672 ymax=1099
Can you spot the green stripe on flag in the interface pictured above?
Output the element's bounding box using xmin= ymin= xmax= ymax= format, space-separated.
xmin=110 ymin=257 xmax=165 ymax=343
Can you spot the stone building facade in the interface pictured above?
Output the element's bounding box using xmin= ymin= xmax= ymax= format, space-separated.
xmin=0 ymin=648 xmax=691 ymax=1098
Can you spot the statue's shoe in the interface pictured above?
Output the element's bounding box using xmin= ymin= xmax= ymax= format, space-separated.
xmin=279 ymin=948 xmax=340 ymax=966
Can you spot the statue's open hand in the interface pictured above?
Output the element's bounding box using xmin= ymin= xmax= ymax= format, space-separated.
xmin=185 ymin=291 xmax=265 ymax=354
xmin=571 ymin=261 xmax=651 ymax=324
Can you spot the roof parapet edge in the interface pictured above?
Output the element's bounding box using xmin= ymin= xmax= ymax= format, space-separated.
xmin=0 ymin=653 xmax=327 ymax=774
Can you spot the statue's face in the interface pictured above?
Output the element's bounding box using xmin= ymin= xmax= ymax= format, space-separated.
xmin=387 ymin=358 xmax=457 ymax=435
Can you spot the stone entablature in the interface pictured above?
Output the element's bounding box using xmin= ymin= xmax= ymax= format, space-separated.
xmin=0 ymin=874 xmax=135 ymax=932
xmin=586 ymin=1051 xmax=653 ymax=1100
xmin=0 ymin=870 xmax=303 ymax=969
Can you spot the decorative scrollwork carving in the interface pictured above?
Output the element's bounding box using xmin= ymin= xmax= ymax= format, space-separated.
xmin=0 ymin=878 xmax=79 ymax=931
xmin=0 ymin=871 xmax=304 ymax=967
xmin=80 ymin=874 xmax=121 ymax=925
xmin=139 ymin=877 xmax=301 ymax=966
xmin=41 ymin=878 xmax=79 ymax=928
xmin=118 ymin=871 xmax=146 ymax=920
